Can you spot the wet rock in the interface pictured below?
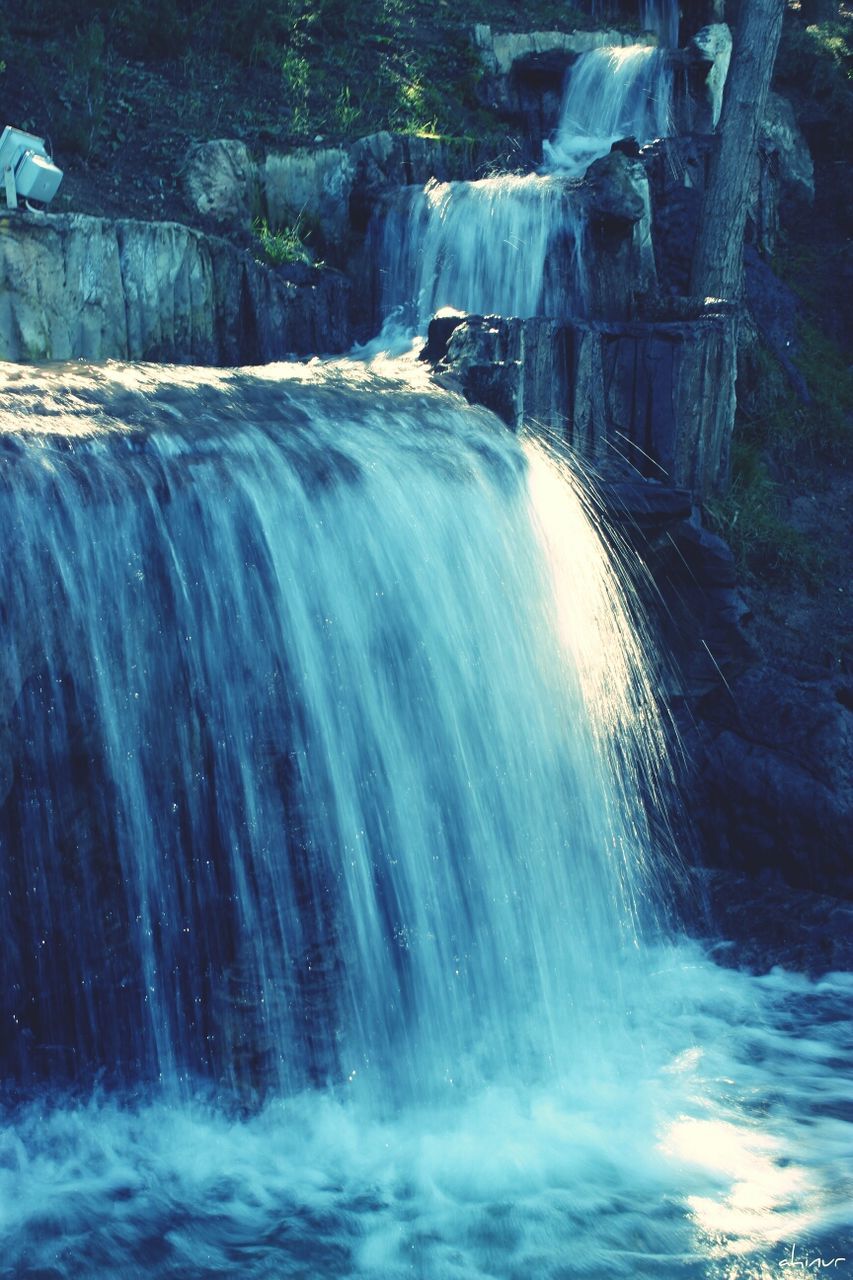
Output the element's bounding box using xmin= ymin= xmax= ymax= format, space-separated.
xmin=689 ymin=670 xmax=853 ymax=897
xmin=584 ymin=150 xmax=649 ymax=226
xmin=692 ymin=869 xmax=853 ymax=975
xmin=419 ymin=311 xmax=468 ymax=364
xmin=432 ymin=305 xmax=737 ymax=498
xmin=581 ymin=152 xmax=657 ymax=317
xmin=436 ymin=316 xmax=524 ymax=429
xmin=600 ymin=482 xmax=693 ymax=532
xmin=640 ymin=136 xmax=709 ymax=296
xmin=684 ymin=24 xmax=732 ymax=130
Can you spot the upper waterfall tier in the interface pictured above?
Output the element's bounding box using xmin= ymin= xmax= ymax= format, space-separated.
xmin=592 ymin=0 xmax=679 ymax=47
xmin=544 ymin=45 xmax=674 ymax=176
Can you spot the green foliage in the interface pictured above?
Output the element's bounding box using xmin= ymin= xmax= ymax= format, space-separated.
xmin=775 ymin=13 xmax=853 ymax=147
xmin=706 ymin=439 xmax=824 ymax=587
xmin=769 ymin=244 xmax=853 ymax=466
xmin=3 ymin=0 xmax=617 ymax=155
xmin=708 ymin=310 xmax=851 ymax=588
xmin=54 ymin=19 xmax=109 ymax=158
xmin=252 ymin=213 xmax=316 ymax=267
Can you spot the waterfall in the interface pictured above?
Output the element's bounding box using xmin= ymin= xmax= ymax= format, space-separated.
xmin=640 ymin=0 xmax=679 ymax=48
xmin=543 ymin=45 xmax=674 ymax=176
xmin=1 ymin=366 xmax=849 ymax=1275
xmin=592 ymin=0 xmax=680 ymax=48
xmin=374 ymin=174 xmax=587 ymax=335
xmin=0 ymin=365 xmax=666 ymax=1101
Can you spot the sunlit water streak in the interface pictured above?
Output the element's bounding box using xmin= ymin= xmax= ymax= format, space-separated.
xmin=0 ymin=364 xmax=850 ymax=1278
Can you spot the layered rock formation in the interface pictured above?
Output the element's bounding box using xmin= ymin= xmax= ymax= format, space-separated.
xmin=0 ymin=211 xmax=350 ymax=363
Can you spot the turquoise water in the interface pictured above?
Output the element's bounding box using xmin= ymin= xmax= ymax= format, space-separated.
xmin=0 ymin=364 xmax=849 ymax=1278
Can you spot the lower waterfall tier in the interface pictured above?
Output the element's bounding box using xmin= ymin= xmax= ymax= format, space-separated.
xmin=0 ymin=362 xmax=668 ymax=1100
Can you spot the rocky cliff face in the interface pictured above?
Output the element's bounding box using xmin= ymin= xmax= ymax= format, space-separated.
xmin=0 ymin=212 xmax=350 ymax=364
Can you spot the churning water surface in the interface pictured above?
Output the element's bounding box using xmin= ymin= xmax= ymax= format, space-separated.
xmin=0 ymin=364 xmax=850 ymax=1279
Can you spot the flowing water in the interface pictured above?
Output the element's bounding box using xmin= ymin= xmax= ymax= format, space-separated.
xmin=543 ymin=45 xmax=674 ymax=177
xmin=371 ymin=46 xmax=672 ymax=338
xmin=0 ymin=364 xmax=850 ymax=1278
xmin=374 ymin=174 xmax=587 ymax=334
xmin=593 ymin=0 xmax=680 ymax=48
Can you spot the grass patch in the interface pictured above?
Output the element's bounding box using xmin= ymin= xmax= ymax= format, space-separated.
xmin=708 ymin=314 xmax=851 ymax=589
xmin=253 ymin=214 xmax=317 ymax=267
xmin=705 ymin=439 xmax=825 ymax=588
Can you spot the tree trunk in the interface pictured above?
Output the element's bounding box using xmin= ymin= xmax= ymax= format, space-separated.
xmin=690 ymin=0 xmax=785 ymax=301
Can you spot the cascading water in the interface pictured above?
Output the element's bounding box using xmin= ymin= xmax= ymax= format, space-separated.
xmin=374 ymin=174 xmax=587 ymax=335
xmin=0 ymin=364 xmax=673 ymax=1100
xmin=0 ymin=366 xmax=662 ymax=1102
xmin=543 ymin=45 xmax=674 ymax=177
xmin=592 ymin=0 xmax=680 ymax=49
xmin=640 ymin=0 xmax=679 ymax=48
xmin=1 ymin=364 xmax=851 ymax=1279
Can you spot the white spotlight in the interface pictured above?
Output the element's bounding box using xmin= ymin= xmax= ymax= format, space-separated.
xmin=0 ymin=126 xmax=64 ymax=210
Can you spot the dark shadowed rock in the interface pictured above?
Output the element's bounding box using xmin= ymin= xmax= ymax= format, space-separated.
xmin=432 ymin=307 xmax=738 ymax=496
xmin=689 ymin=670 xmax=853 ymax=897
xmin=692 ymin=869 xmax=853 ymax=975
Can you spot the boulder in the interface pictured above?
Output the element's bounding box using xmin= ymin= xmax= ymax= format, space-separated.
xmin=263 ymin=146 xmax=352 ymax=244
xmin=690 ymin=670 xmax=853 ymax=897
xmin=684 ymin=24 xmax=732 ymax=130
xmin=581 ymin=151 xmax=657 ymax=318
xmin=436 ymin=315 xmax=524 ymax=429
xmin=761 ymin=90 xmax=815 ymax=205
xmin=260 ymin=132 xmax=487 ymax=254
xmin=181 ymin=138 xmax=259 ymax=227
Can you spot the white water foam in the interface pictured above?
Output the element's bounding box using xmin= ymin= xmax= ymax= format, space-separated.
xmin=375 ymin=174 xmax=587 ymax=334
xmin=543 ymin=45 xmax=674 ymax=178
xmin=0 ymin=365 xmax=849 ymax=1279
xmin=1 ymin=945 xmax=850 ymax=1278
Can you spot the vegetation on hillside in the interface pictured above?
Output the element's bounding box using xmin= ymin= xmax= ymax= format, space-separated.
xmin=1 ymin=1 xmax=590 ymax=161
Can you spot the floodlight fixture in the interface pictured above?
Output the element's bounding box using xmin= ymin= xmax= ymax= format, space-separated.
xmin=0 ymin=126 xmax=63 ymax=210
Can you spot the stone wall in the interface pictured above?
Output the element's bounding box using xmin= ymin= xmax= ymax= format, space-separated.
xmin=429 ymin=303 xmax=737 ymax=496
xmin=0 ymin=211 xmax=350 ymax=364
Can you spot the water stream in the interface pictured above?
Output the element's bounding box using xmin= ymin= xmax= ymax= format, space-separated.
xmin=375 ymin=174 xmax=587 ymax=334
xmin=543 ymin=45 xmax=674 ymax=177
xmin=0 ymin=365 xmax=850 ymax=1278
xmin=0 ymin=5 xmax=850 ymax=1274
